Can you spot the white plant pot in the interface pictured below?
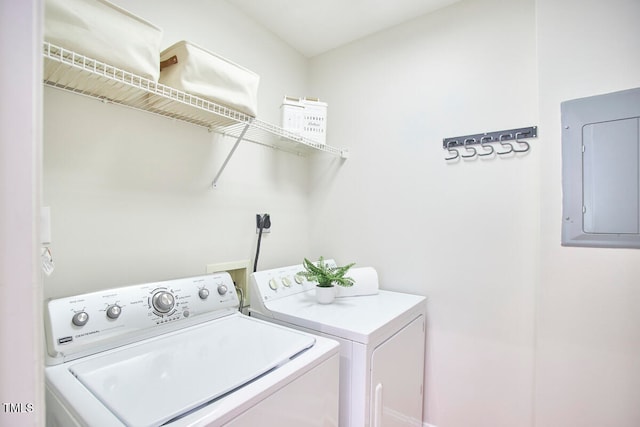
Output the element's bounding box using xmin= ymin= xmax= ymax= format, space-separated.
xmin=315 ymin=285 xmax=335 ymax=304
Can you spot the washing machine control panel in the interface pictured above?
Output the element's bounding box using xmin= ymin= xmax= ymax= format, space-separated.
xmin=45 ymin=272 xmax=238 ymax=364
xmin=250 ymin=259 xmax=337 ymax=303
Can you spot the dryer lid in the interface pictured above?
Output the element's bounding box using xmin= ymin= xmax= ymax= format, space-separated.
xmin=264 ymin=289 xmax=425 ymax=344
xmin=69 ymin=315 xmax=314 ymax=427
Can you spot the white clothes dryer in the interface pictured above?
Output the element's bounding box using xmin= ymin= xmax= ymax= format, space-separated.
xmin=44 ymin=272 xmax=340 ymax=427
xmin=249 ymin=262 xmax=426 ymax=427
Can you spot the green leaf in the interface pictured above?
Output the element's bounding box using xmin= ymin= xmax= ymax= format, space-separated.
xmin=299 ymin=257 xmax=355 ymax=287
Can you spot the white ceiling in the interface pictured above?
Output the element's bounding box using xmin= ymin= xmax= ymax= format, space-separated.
xmin=227 ymin=0 xmax=460 ymax=58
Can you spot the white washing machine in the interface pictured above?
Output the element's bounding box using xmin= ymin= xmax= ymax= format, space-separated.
xmin=249 ymin=262 xmax=427 ymax=427
xmin=44 ymin=272 xmax=340 ymax=427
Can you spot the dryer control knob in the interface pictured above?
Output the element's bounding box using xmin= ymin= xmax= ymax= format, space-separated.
xmin=268 ymin=278 xmax=279 ymax=291
xmin=282 ymin=277 xmax=292 ymax=287
xmin=152 ymin=291 xmax=175 ymax=313
xmin=294 ymin=274 xmax=303 ymax=284
xmin=72 ymin=311 xmax=89 ymax=327
xmin=106 ymin=304 xmax=122 ymax=319
xmin=217 ymin=284 xmax=228 ymax=295
xmin=198 ymin=288 xmax=210 ymax=300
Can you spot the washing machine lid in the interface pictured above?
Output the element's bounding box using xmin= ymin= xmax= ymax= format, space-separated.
xmin=68 ymin=314 xmax=314 ymax=427
xmin=263 ymin=289 xmax=425 ymax=344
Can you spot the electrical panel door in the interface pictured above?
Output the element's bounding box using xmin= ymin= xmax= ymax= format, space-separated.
xmin=561 ymin=87 xmax=640 ymax=248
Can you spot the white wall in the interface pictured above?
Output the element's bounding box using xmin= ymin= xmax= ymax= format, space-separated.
xmin=308 ymin=0 xmax=538 ymax=425
xmin=309 ymin=0 xmax=640 ymax=426
xmin=43 ymin=0 xmax=313 ymax=299
xmin=0 ymin=0 xmax=45 ymax=425
xmin=535 ymin=0 xmax=640 ymax=426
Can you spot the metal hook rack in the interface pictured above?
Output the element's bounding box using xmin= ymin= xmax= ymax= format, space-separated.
xmin=443 ymin=126 xmax=537 ymax=152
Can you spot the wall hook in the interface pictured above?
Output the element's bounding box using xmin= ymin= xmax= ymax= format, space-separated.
xmin=461 ymin=138 xmax=477 ymax=158
xmin=477 ymin=135 xmax=494 ymax=156
xmin=513 ymin=131 xmax=530 ymax=152
xmin=497 ymin=134 xmax=514 ymax=155
xmin=445 ymin=140 xmax=460 ymax=160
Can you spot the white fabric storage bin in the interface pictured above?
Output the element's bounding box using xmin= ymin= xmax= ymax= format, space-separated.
xmin=281 ymin=96 xmax=305 ymax=135
xmin=302 ymin=98 xmax=327 ymax=144
xmin=45 ymin=0 xmax=163 ymax=82
xmin=159 ymin=41 xmax=260 ymax=117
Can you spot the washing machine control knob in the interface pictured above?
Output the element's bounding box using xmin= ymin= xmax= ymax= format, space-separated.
xmin=217 ymin=284 xmax=228 ymax=295
xmin=282 ymin=277 xmax=292 ymax=287
xmin=72 ymin=311 xmax=89 ymax=327
xmin=294 ymin=274 xmax=303 ymax=284
xmin=152 ymin=291 xmax=175 ymax=313
xmin=268 ymin=278 xmax=279 ymax=291
xmin=106 ymin=304 xmax=122 ymax=319
xmin=198 ymin=288 xmax=210 ymax=299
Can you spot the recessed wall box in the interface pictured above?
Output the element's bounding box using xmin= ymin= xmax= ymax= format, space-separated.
xmin=206 ymin=260 xmax=250 ymax=311
xmin=561 ymin=87 xmax=640 ymax=248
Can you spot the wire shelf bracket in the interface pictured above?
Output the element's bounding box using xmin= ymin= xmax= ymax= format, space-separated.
xmin=212 ymin=123 xmax=250 ymax=188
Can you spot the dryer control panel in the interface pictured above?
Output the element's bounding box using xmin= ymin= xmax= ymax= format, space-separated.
xmin=45 ymin=272 xmax=238 ymax=364
xmin=250 ymin=260 xmax=337 ymax=304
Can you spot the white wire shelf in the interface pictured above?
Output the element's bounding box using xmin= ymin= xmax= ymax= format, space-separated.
xmin=42 ymin=42 xmax=348 ymax=185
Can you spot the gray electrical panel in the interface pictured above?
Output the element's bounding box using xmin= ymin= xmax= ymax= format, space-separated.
xmin=561 ymin=87 xmax=640 ymax=248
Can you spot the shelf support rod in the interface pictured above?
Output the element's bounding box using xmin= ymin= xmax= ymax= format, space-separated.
xmin=212 ymin=123 xmax=250 ymax=188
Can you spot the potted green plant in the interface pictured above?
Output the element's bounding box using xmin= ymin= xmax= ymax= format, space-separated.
xmin=299 ymin=256 xmax=355 ymax=304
